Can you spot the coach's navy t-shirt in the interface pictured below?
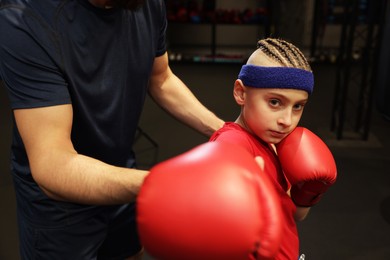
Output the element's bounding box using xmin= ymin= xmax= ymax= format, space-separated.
xmin=0 ymin=0 xmax=167 ymax=226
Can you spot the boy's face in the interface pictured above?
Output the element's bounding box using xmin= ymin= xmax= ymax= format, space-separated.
xmin=234 ymin=82 xmax=308 ymax=144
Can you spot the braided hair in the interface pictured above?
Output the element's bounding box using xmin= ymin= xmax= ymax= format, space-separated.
xmin=256 ymin=38 xmax=312 ymax=72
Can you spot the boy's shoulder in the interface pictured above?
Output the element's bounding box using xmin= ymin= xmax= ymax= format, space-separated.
xmin=209 ymin=122 xmax=258 ymax=151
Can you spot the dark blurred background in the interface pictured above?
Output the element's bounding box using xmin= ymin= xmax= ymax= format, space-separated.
xmin=1 ymin=0 xmax=390 ymax=259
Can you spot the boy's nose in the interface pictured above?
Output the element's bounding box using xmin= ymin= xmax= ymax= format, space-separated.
xmin=277 ymin=110 xmax=292 ymax=127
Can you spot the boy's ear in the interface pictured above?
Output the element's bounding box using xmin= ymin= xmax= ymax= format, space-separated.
xmin=233 ymin=79 xmax=246 ymax=105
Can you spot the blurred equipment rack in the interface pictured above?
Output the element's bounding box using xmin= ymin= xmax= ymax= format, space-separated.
xmin=165 ymin=0 xmax=273 ymax=64
xmin=312 ymin=0 xmax=388 ymax=140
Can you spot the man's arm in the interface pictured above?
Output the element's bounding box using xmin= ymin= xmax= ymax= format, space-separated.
xmin=148 ymin=52 xmax=224 ymax=137
xmin=14 ymin=104 xmax=148 ymax=205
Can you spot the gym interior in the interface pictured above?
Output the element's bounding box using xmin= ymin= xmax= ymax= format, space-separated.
xmin=1 ymin=0 xmax=390 ymax=259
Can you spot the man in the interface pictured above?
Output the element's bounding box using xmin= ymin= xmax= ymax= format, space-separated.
xmin=0 ymin=0 xmax=224 ymax=259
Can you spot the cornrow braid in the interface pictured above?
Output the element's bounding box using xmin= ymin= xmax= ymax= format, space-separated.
xmin=257 ymin=38 xmax=312 ymax=72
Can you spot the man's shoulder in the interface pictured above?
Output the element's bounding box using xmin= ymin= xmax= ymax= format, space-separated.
xmin=0 ymin=0 xmax=63 ymax=29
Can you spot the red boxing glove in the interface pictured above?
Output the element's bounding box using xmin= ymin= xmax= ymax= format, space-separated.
xmin=137 ymin=142 xmax=283 ymax=260
xmin=276 ymin=127 xmax=337 ymax=207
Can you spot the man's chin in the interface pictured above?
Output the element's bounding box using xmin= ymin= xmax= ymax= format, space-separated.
xmin=110 ymin=0 xmax=145 ymax=10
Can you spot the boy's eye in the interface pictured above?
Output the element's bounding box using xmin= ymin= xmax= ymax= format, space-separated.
xmin=293 ymin=103 xmax=305 ymax=111
xmin=269 ymin=99 xmax=280 ymax=106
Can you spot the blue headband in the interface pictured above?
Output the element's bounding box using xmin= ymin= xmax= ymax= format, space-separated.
xmin=238 ymin=65 xmax=314 ymax=94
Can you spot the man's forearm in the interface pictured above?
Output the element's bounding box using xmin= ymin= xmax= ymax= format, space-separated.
xmin=149 ymin=74 xmax=224 ymax=137
xmin=32 ymin=150 xmax=148 ymax=205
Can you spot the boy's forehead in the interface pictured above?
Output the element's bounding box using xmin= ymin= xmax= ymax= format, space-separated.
xmin=255 ymin=88 xmax=309 ymax=100
xmin=245 ymin=88 xmax=309 ymax=105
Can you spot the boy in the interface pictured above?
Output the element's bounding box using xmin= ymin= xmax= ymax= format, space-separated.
xmin=210 ymin=38 xmax=316 ymax=259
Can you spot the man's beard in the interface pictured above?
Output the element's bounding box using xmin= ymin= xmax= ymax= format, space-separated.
xmin=110 ymin=0 xmax=146 ymax=10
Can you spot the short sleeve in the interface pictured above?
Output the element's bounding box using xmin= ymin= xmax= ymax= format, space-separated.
xmin=155 ymin=0 xmax=167 ymax=57
xmin=0 ymin=6 xmax=71 ymax=109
